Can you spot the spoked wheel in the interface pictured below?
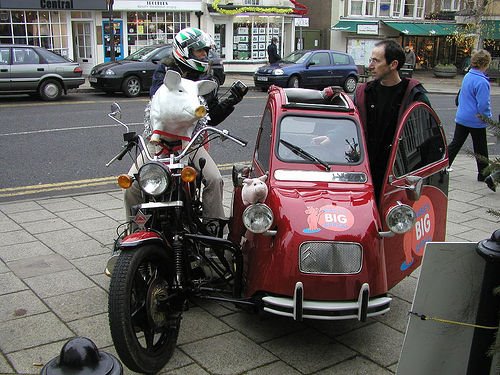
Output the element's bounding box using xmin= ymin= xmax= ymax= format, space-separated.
xmin=108 ymin=244 xmax=183 ymax=373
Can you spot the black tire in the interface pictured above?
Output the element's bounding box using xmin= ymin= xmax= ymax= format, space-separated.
xmin=343 ymin=76 xmax=358 ymax=93
xmin=108 ymin=245 xmax=182 ymax=373
xmin=39 ymin=79 xmax=62 ymax=101
xmin=287 ymin=75 xmax=300 ymax=88
xmin=122 ymin=76 xmax=142 ymax=97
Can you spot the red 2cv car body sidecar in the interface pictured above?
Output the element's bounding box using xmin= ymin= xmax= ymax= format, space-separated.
xmin=230 ymin=85 xmax=449 ymax=321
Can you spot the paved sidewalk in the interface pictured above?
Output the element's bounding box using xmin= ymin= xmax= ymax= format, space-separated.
xmin=0 ymin=153 xmax=499 ymax=375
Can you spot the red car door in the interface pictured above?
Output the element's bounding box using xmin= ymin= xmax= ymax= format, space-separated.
xmin=378 ymin=102 xmax=449 ymax=290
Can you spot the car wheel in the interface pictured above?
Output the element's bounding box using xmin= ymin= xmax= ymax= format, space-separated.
xmin=122 ymin=76 xmax=142 ymax=97
xmin=39 ymin=79 xmax=62 ymax=101
xmin=287 ymin=76 xmax=300 ymax=88
xmin=343 ymin=76 xmax=358 ymax=93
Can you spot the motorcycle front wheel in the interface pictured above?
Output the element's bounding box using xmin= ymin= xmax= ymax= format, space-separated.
xmin=108 ymin=244 xmax=183 ymax=373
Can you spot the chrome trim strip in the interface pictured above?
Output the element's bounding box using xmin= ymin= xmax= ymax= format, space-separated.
xmin=274 ymin=169 xmax=367 ymax=183
xmin=139 ymin=201 xmax=183 ymax=209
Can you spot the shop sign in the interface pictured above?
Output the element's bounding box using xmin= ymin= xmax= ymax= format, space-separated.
xmin=294 ymin=18 xmax=309 ymax=27
xmin=0 ymin=0 xmax=107 ymax=9
xmin=357 ymin=24 xmax=379 ymax=35
xmin=113 ymin=0 xmax=201 ymax=11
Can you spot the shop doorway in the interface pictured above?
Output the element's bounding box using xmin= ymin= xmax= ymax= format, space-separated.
xmin=72 ymin=21 xmax=94 ymax=75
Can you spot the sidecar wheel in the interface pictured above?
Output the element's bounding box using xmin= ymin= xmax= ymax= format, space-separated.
xmin=108 ymin=245 xmax=182 ymax=373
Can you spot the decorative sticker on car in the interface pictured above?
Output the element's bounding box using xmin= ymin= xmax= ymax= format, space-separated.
xmin=303 ymin=204 xmax=355 ymax=233
xmin=401 ymin=195 xmax=435 ymax=271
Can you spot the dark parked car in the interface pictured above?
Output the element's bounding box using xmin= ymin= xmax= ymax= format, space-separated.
xmin=254 ymin=49 xmax=358 ymax=93
xmin=89 ymin=44 xmax=225 ymax=97
xmin=0 ymin=44 xmax=84 ymax=101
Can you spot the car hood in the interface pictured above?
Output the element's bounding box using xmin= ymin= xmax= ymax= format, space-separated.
xmin=90 ymin=60 xmax=143 ymax=74
xmin=256 ymin=62 xmax=298 ymax=74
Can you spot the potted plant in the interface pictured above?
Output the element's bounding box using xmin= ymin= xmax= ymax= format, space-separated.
xmin=433 ymin=63 xmax=458 ymax=78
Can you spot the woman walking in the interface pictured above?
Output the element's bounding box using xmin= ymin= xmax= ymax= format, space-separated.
xmin=448 ymin=49 xmax=493 ymax=188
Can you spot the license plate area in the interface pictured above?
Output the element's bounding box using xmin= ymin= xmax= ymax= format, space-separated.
xmin=88 ymin=77 xmax=97 ymax=83
xmin=256 ymin=76 xmax=268 ymax=81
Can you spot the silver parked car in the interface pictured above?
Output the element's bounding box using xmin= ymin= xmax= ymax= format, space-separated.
xmin=0 ymin=44 xmax=85 ymax=101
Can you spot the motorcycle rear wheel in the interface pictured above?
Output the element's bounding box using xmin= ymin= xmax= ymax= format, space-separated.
xmin=108 ymin=244 xmax=182 ymax=373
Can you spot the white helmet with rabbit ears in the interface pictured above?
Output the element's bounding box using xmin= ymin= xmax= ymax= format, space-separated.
xmin=173 ymin=27 xmax=214 ymax=73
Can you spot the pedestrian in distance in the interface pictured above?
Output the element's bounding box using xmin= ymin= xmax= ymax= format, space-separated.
xmin=448 ymin=49 xmax=493 ymax=190
xmin=404 ymin=46 xmax=416 ymax=69
xmin=267 ymin=37 xmax=281 ymax=64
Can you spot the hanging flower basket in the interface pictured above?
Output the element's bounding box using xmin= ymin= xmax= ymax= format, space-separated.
xmin=433 ymin=64 xmax=457 ymax=78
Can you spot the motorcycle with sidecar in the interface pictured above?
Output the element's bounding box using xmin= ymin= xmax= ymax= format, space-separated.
xmin=105 ymin=83 xmax=449 ymax=374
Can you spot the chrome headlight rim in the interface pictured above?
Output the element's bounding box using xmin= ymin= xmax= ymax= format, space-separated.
xmin=385 ymin=202 xmax=416 ymax=234
xmin=138 ymin=162 xmax=173 ymax=197
xmin=243 ymin=203 xmax=274 ymax=234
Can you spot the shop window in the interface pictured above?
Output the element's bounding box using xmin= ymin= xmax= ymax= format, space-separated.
xmin=126 ymin=11 xmax=189 ymax=54
xmin=233 ymin=17 xmax=281 ymax=61
xmin=0 ymin=10 xmax=68 ymax=57
xmin=214 ymin=24 xmax=225 ymax=58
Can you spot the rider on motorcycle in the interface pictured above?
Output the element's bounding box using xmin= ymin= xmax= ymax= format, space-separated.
xmin=124 ymin=27 xmax=246 ymax=223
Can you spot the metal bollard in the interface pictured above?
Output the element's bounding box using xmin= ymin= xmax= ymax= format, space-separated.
xmin=40 ymin=337 xmax=122 ymax=375
xmin=467 ymin=229 xmax=500 ymax=375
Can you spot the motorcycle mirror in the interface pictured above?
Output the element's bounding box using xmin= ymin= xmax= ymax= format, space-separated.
xmin=108 ymin=102 xmax=129 ymax=133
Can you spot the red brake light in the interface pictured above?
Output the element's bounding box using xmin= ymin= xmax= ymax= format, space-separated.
xmin=74 ymin=66 xmax=83 ymax=74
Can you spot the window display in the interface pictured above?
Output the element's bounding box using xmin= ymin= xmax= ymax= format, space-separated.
xmin=126 ymin=11 xmax=189 ymax=54
xmin=233 ymin=17 xmax=282 ymax=61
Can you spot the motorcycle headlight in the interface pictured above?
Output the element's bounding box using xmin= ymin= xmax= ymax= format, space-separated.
xmin=272 ymin=69 xmax=284 ymax=76
xmin=385 ymin=203 xmax=416 ymax=234
xmin=243 ymin=203 xmax=274 ymax=234
xmin=138 ymin=162 xmax=172 ymax=196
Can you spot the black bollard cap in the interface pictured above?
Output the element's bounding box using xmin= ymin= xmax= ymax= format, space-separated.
xmin=476 ymin=229 xmax=500 ymax=262
xmin=40 ymin=337 xmax=122 ymax=375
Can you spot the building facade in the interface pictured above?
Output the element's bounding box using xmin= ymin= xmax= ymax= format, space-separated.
xmin=0 ymin=0 xmax=306 ymax=73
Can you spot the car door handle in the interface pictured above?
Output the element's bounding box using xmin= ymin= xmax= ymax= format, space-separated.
xmin=37 ymin=68 xmax=44 ymax=71
xmin=0 ymin=69 xmax=7 ymax=72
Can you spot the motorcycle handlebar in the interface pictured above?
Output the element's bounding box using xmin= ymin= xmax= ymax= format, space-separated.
xmin=108 ymin=127 xmax=247 ymax=167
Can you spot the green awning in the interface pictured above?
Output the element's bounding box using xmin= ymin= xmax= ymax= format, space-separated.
xmin=482 ymin=20 xmax=500 ymax=40
xmin=331 ymin=20 xmax=378 ymax=33
xmin=384 ymin=22 xmax=457 ymax=36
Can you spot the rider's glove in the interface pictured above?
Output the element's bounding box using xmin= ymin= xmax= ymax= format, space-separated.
xmin=225 ymin=80 xmax=248 ymax=106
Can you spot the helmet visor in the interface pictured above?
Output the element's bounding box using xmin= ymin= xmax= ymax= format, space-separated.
xmin=184 ymin=32 xmax=214 ymax=52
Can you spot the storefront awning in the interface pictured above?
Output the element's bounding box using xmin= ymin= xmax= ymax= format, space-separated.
xmin=384 ymin=22 xmax=458 ymax=36
xmin=331 ymin=20 xmax=378 ymax=33
xmin=482 ymin=20 xmax=500 ymax=40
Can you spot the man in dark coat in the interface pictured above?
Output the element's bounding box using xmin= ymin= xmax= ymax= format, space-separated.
xmin=267 ymin=37 xmax=280 ymax=64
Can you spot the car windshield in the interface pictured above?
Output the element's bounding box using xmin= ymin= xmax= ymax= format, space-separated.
xmin=125 ymin=45 xmax=162 ymax=61
xmin=281 ymin=50 xmax=312 ymax=64
xmin=278 ymin=115 xmax=361 ymax=165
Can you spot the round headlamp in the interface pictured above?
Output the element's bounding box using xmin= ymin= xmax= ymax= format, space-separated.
xmin=272 ymin=69 xmax=284 ymax=76
xmin=138 ymin=162 xmax=172 ymax=196
xmin=385 ymin=203 xmax=416 ymax=234
xmin=243 ymin=203 xmax=274 ymax=234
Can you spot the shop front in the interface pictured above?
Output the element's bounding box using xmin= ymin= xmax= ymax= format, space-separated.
xmin=0 ymin=0 xmax=107 ymax=72
xmin=331 ymin=19 xmax=461 ymax=70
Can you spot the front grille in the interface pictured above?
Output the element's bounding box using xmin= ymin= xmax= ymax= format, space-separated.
xmin=299 ymin=241 xmax=362 ymax=274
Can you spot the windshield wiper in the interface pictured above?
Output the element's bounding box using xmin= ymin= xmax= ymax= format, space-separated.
xmin=280 ymin=139 xmax=330 ymax=171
